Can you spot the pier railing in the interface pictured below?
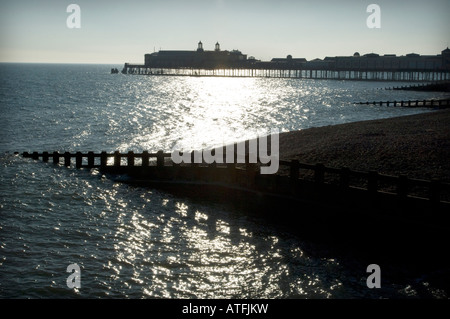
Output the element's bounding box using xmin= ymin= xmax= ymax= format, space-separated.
xmin=22 ymin=150 xmax=450 ymax=206
xmin=119 ymin=64 xmax=450 ymax=82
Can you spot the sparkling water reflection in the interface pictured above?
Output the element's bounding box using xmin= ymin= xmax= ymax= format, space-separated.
xmin=1 ymin=64 xmax=449 ymax=298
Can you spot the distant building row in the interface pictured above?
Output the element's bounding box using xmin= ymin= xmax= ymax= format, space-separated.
xmin=142 ymin=41 xmax=450 ymax=71
xmin=274 ymin=49 xmax=450 ymax=71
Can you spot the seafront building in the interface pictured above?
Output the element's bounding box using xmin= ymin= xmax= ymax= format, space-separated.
xmin=120 ymin=42 xmax=450 ymax=81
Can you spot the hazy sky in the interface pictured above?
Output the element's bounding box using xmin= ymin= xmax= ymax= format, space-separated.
xmin=1 ymin=0 xmax=449 ymax=64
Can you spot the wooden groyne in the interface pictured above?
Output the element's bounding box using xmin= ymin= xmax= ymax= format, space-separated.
xmin=386 ymin=81 xmax=450 ymax=92
xmin=19 ymin=148 xmax=450 ymax=262
xmin=354 ymin=98 xmax=450 ymax=108
xmin=22 ymin=150 xmax=450 ymax=215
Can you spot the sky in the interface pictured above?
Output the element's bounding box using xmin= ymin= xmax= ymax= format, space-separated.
xmin=0 ymin=0 xmax=449 ymax=64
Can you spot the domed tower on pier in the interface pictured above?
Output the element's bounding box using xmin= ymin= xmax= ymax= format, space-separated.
xmin=215 ymin=42 xmax=220 ymax=51
xmin=197 ymin=41 xmax=204 ymax=52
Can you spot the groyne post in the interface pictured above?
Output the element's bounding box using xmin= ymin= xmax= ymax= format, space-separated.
xmin=127 ymin=151 xmax=135 ymax=167
xmin=314 ymin=163 xmax=325 ymax=184
xmin=142 ymin=151 xmax=149 ymax=167
xmin=340 ymin=167 xmax=350 ymax=189
xmin=87 ymin=151 xmax=94 ymax=168
xmin=76 ymin=152 xmax=82 ymax=168
xmin=64 ymin=152 xmax=71 ymax=167
xmin=101 ymin=151 xmax=107 ymax=169
xmin=368 ymin=171 xmax=378 ymax=194
xmin=157 ymin=150 xmax=164 ymax=167
xmin=53 ymin=151 xmax=59 ymax=165
xmin=290 ymin=160 xmax=299 ymax=182
xmin=430 ymin=179 xmax=441 ymax=203
xmin=397 ymin=175 xmax=408 ymax=198
xmin=114 ymin=151 xmax=120 ymax=167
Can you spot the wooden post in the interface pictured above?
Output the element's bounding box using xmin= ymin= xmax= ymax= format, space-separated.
xmin=314 ymin=163 xmax=325 ymax=184
xmin=87 ymin=151 xmax=94 ymax=168
xmin=387 ymin=101 xmax=390 ymax=107
xmin=53 ymin=151 xmax=59 ymax=164
xmin=397 ymin=175 xmax=408 ymax=198
xmin=127 ymin=151 xmax=135 ymax=167
xmin=290 ymin=160 xmax=299 ymax=181
xmin=393 ymin=101 xmax=397 ymax=107
xmin=210 ymin=148 xmax=217 ymax=168
xmin=32 ymin=152 xmax=38 ymax=160
xmin=340 ymin=167 xmax=350 ymax=189
xmin=76 ymin=152 xmax=82 ymax=168
xmin=114 ymin=151 xmax=120 ymax=167
xmin=64 ymin=152 xmax=71 ymax=167
xmin=191 ymin=151 xmax=198 ymax=167
xmin=224 ymin=145 xmax=233 ymax=169
xmin=429 ymin=179 xmax=441 ymax=203
xmin=43 ymin=152 xmax=49 ymax=162
xmin=157 ymin=150 xmax=164 ymax=167
xmin=100 ymin=151 xmax=107 ymax=169
xmin=226 ymin=145 xmax=236 ymax=182
xmin=368 ymin=171 xmax=378 ymax=194
xmin=246 ymin=162 xmax=256 ymax=188
xmin=142 ymin=151 xmax=149 ymax=167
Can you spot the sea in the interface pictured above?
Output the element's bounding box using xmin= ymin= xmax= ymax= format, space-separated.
xmin=1 ymin=63 xmax=449 ymax=299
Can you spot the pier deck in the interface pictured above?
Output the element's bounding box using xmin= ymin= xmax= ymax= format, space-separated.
xmin=118 ymin=64 xmax=450 ymax=82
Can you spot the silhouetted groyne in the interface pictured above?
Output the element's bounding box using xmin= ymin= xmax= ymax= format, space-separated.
xmin=386 ymin=81 xmax=450 ymax=92
xmin=20 ymin=148 xmax=450 ymax=257
xmin=354 ymin=98 xmax=450 ymax=108
xmin=21 ymin=150 xmax=449 ymax=212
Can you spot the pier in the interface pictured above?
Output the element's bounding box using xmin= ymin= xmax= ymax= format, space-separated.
xmin=117 ymin=44 xmax=450 ymax=82
xmin=119 ymin=64 xmax=450 ymax=82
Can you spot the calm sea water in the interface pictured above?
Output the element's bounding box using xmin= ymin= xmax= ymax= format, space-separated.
xmin=1 ymin=63 xmax=449 ymax=298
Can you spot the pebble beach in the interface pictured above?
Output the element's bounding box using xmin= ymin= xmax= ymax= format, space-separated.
xmin=279 ymin=109 xmax=450 ymax=183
